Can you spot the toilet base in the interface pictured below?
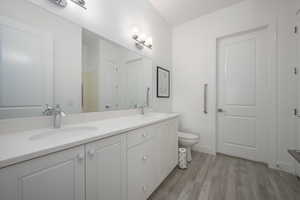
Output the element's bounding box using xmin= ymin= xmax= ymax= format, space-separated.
xmin=186 ymin=147 xmax=192 ymax=162
xmin=178 ymin=131 xmax=200 ymax=163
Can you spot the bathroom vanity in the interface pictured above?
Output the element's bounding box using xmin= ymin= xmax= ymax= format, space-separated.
xmin=0 ymin=113 xmax=179 ymax=200
xmin=0 ymin=1 xmax=177 ymax=200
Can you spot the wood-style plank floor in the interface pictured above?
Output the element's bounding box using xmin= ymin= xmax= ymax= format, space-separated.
xmin=149 ymin=152 xmax=300 ymax=200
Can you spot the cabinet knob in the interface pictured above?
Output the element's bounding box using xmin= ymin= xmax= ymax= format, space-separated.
xmin=142 ymin=186 xmax=147 ymax=192
xmin=88 ymin=149 xmax=95 ymax=157
xmin=142 ymin=133 xmax=148 ymax=138
xmin=142 ymin=155 xmax=148 ymax=161
xmin=77 ymin=153 xmax=85 ymax=161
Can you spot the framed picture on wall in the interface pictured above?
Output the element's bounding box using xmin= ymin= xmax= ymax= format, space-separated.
xmin=157 ymin=66 xmax=170 ymax=98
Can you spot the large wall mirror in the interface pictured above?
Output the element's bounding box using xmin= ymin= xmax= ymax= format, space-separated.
xmin=0 ymin=1 xmax=153 ymax=119
xmin=82 ymin=29 xmax=152 ymax=112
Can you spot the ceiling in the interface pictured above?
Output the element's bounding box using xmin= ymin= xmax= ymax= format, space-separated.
xmin=148 ymin=0 xmax=245 ymax=26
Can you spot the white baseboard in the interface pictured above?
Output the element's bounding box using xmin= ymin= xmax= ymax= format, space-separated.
xmin=193 ymin=145 xmax=296 ymax=175
xmin=192 ymin=144 xmax=296 ymax=175
xmin=192 ymin=144 xmax=215 ymax=155
xmin=272 ymin=161 xmax=295 ymax=174
xmin=296 ymin=162 xmax=300 ymax=177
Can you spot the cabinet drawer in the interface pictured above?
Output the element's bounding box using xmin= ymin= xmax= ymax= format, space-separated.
xmin=127 ymin=127 xmax=154 ymax=148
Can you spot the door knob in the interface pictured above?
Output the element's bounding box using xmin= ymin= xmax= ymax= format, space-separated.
xmin=142 ymin=155 xmax=148 ymax=161
xmin=77 ymin=153 xmax=85 ymax=161
xmin=218 ymin=108 xmax=224 ymax=113
xmin=88 ymin=149 xmax=95 ymax=157
xmin=142 ymin=186 xmax=147 ymax=192
xmin=142 ymin=133 xmax=148 ymax=138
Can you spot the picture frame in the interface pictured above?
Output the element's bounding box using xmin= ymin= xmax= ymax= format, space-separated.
xmin=157 ymin=66 xmax=170 ymax=98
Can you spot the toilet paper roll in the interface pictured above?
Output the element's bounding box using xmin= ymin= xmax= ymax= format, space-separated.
xmin=178 ymin=148 xmax=187 ymax=169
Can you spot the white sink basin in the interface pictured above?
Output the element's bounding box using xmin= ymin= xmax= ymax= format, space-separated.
xmin=135 ymin=113 xmax=169 ymax=119
xmin=29 ymin=126 xmax=99 ymax=141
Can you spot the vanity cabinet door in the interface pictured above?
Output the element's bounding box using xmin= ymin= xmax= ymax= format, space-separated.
xmin=127 ymin=136 xmax=158 ymax=200
xmin=168 ymin=119 xmax=179 ymax=172
xmin=159 ymin=122 xmax=171 ymax=180
xmin=0 ymin=146 xmax=85 ymax=200
xmin=128 ymin=141 xmax=148 ymax=200
xmin=159 ymin=119 xmax=178 ymax=180
xmin=86 ymin=135 xmax=126 ymax=200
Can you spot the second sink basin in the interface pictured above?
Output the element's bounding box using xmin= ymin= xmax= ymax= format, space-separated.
xmin=29 ymin=126 xmax=99 ymax=141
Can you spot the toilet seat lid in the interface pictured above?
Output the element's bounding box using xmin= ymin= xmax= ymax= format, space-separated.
xmin=178 ymin=132 xmax=199 ymax=140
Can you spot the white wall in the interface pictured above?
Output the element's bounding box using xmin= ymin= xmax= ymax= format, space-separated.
xmin=0 ymin=0 xmax=82 ymax=114
xmin=172 ymin=0 xmax=300 ymax=173
xmin=28 ymin=0 xmax=173 ymax=112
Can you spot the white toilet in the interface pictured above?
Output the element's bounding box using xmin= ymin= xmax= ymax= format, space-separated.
xmin=178 ymin=132 xmax=200 ymax=162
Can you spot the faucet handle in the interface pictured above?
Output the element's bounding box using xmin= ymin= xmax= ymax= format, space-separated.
xmin=43 ymin=104 xmax=53 ymax=115
xmin=60 ymin=111 xmax=66 ymax=117
xmin=138 ymin=105 xmax=146 ymax=115
xmin=44 ymin=104 xmax=52 ymax=110
xmin=54 ymin=104 xmax=61 ymax=109
xmin=54 ymin=104 xmax=66 ymax=117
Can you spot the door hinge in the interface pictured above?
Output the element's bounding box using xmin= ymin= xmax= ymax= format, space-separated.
xmin=294 ymin=108 xmax=298 ymax=116
xmin=294 ymin=67 xmax=298 ymax=75
xmin=294 ymin=26 xmax=298 ymax=34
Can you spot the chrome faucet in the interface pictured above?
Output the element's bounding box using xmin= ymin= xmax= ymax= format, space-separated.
xmin=138 ymin=87 xmax=151 ymax=115
xmin=146 ymin=87 xmax=150 ymax=107
xmin=43 ymin=104 xmax=66 ymax=129
xmin=139 ymin=105 xmax=145 ymax=115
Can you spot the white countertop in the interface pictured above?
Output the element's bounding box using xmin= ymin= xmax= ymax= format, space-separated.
xmin=0 ymin=112 xmax=179 ymax=169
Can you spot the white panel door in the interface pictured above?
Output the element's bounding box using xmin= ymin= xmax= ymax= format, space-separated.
xmin=86 ymin=135 xmax=126 ymax=200
xmin=0 ymin=146 xmax=85 ymax=200
xmin=99 ymin=59 xmax=119 ymax=111
xmin=296 ymin=19 xmax=300 ymax=177
xmin=125 ymin=58 xmax=144 ymax=108
xmin=98 ymin=39 xmax=120 ymax=111
xmin=0 ymin=17 xmax=53 ymax=119
xmin=217 ymin=28 xmax=270 ymax=162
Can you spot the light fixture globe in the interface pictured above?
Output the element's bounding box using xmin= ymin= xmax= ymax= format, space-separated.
xmin=145 ymin=37 xmax=153 ymax=48
xmin=139 ymin=34 xmax=147 ymax=43
xmin=49 ymin=0 xmax=68 ymax=8
xmin=70 ymin=0 xmax=87 ymax=9
xmin=132 ymin=27 xmax=139 ymax=40
xmin=131 ymin=27 xmax=153 ymax=50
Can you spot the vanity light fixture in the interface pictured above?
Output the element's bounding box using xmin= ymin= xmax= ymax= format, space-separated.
xmin=49 ymin=0 xmax=68 ymax=8
xmin=70 ymin=0 xmax=87 ymax=9
xmin=145 ymin=37 xmax=153 ymax=49
xmin=139 ymin=33 xmax=147 ymax=43
xmin=132 ymin=27 xmax=153 ymax=50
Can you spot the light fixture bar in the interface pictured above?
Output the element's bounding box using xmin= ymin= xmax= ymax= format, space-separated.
xmin=131 ymin=27 xmax=153 ymax=50
xmin=132 ymin=36 xmax=152 ymax=49
xmin=70 ymin=0 xmax=87 ymax=9
xmin=49 ymin=0 xmax=68 ymax=8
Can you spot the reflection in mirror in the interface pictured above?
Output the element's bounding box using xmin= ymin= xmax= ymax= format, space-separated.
xmin=82 ymin=29 xmax=153 ymax=112
xmin=0 ymin=17 xmax=53 ymax=119
xmin=0 ymin=6 xmax=153 ymax=120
